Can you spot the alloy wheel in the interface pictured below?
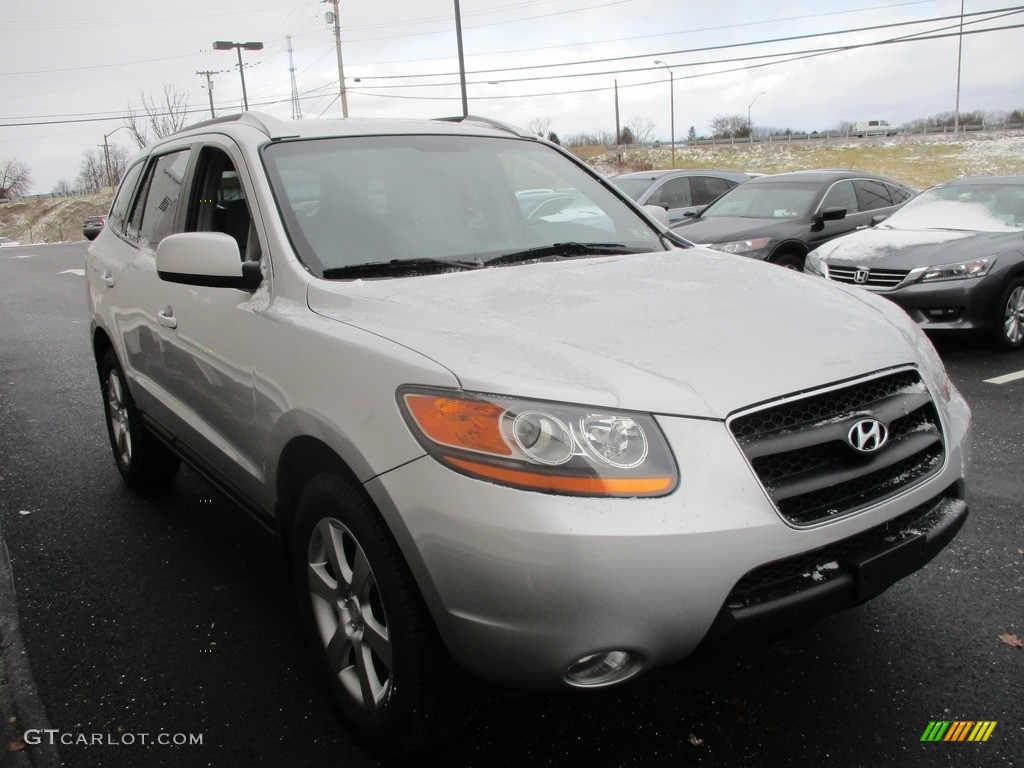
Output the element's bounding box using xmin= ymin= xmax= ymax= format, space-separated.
xmin=106 ymin=371 xmax=132 ymax=468
xmin=1005 ymin=285 xmax=1024 ymax=346
xmin=307 ymin=518 xmax=393 ymax=711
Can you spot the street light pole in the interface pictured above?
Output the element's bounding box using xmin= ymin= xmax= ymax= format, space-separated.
xmin=214 ymin=41 xmax=264 ymax=112
xmin=102 ymin=125 xmax=128 ymax=189
xmin=747 ymin=91 xmax=765 ymax=135
xmin=653 ymin=60 xmax=675 ymax=168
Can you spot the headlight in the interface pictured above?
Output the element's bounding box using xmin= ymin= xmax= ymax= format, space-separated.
xmin=916 ymin=257 xmax=992 ymax=283
xmin=398 ymin=387 xmax=678 ymax=497
xmin=706 ymin=237 xmax=772 ymax=256
xmin=805 ymin=249 xmax=829 ymax=278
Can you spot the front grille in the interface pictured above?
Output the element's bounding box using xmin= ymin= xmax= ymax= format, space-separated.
xmin=827 ymin=265 xmax=910 ymax=289
xmin=728 ymin=368 xmax=946 ymax=526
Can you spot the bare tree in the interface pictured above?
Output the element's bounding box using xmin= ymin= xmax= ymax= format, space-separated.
xmin=125 ymin=84 xmax=192 ymax=149
xmin=0 ymin=157 xmax=32 ymax=199
xmin=77 ymin=150 xmax=107 ymax=193
xmin=709 ymin=114 xmax=751 ymax=139
xmin=625 ymin=117 xmax=656 ymax=145
xmin=52 ymin=179 xmax=75 ymax=196
xmin=528 ymin=116 xmax=552 ymax=138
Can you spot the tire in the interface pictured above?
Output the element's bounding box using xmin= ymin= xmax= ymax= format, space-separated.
xmin=100 ymin=349 xmax=180 ymax=489
xmin=993 ymin=277 xmax=1024 ymax=351
xmin=772 ymin=252 xmax=804 ymax=271
xmin=292 ymin=473 xmax=478 ymax=754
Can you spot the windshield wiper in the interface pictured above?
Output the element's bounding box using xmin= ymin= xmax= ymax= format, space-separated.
xmin=321 ymin=258 xmax=480 ymax=279
xmin=483 ymin=242 xmax=643 ymax=267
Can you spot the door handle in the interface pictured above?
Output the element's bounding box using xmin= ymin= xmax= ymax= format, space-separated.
xmin=157 ymin=307 xmax=178 ymax=330
xmin=100 ymin=271 xmax=115 ymax=287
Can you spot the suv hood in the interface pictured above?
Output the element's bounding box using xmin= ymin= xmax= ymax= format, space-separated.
xmin=307 ymin=249 xmax=921 ymax=419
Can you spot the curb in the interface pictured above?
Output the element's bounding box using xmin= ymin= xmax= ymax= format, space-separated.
xmin=0 ymin=532 xmax=60 ymax=768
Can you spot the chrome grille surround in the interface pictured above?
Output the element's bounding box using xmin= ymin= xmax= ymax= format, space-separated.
xmin=728 ymin=367 xmax=946 ymax=527
xmin=826 ymin=264 xmax=911 ymax=289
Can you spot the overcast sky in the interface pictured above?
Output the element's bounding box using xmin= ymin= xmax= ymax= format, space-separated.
xmin=2 ymin=0 xmax=1021 ymax=194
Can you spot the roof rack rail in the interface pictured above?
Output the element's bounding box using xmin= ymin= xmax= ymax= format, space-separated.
xmin=179 ymin=111 xmax=299 ymax=140
xmin=434 ymin=114 xmax=536 ymax=139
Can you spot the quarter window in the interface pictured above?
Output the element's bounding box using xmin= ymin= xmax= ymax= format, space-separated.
xmin=107 ymin=160 xmax=146 ymax=237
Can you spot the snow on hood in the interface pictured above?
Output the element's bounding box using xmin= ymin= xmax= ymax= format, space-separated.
xmin=815 ymin=226 xmax=1022 ymax=268
xmin=306 ymin=249 xmax=922 ymax=419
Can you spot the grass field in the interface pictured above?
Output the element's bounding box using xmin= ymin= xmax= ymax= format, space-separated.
xmin=583 ymin=131 xmax=1024 ymax=189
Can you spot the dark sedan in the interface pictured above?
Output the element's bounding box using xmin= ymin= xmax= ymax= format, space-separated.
xmin=609 ymin=169 xmax=751 ymax=224
xmin=806 ymin=176 xmax=1024 ymax=350
xmin=83 ymin=214 xmax=105 ymax=240
xmin=671 ymin=170 xmax=915 ymax=270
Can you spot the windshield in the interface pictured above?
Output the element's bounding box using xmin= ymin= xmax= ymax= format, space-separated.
xmin=609 ymin=177 xmax=655 ymax=201
xmin=262 ymin=134 xmax=662 ymax=276
xmin=699 ymin=181 xmax=819 ymax=220
xmin=882 ymin=182 xmax=1024 ymax=232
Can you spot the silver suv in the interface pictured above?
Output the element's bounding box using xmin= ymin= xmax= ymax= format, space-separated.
xmin=86 ymin=112 xmax=971 ymax=753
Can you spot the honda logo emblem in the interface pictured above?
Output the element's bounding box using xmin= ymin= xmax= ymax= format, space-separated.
xmin=853 ymin=268 xmax=870 ymax=284
xmin=847 ymin=419 xmax=889 ymax=453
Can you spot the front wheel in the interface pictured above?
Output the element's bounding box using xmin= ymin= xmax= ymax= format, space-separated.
xmin=100 ymin=349 xmax=180 ymax=489
xmin=292 ymin=474 xmax=477 ymax=754
xmin=772 ymin=252 xmax=804 ymax=271
xmin=993 ymin=277 xmax=1024 ymax=351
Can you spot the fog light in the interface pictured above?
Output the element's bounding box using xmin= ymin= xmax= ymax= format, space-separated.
xmin=564 ymin=651 xmax=641 ymax=688
xmin=924 ymin=308 xmax=962 ymax=321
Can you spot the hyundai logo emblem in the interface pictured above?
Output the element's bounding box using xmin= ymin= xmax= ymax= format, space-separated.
xmin=847 ymin=419 xmax=889 ymax=453
xmin=853 ymin=268 xmax=870 ymax=284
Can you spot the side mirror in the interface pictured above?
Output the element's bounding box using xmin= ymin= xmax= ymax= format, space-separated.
xmin=643 ymin=204 xmax=670 ymax=228
xmin=156 ymin=232 xmax=262 ymax=291
xmin=870 ymin=213 xmax=889 ymax=226
xmin=811 ymin=206 xmax=846 ymax=230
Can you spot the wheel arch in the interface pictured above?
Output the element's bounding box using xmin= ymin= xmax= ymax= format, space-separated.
xmin=768 ymin=240 xmax=809 ymax=267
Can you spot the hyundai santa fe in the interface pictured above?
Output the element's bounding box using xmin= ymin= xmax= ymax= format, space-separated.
xmin=86 ymin=112 xmax=971 ymax=754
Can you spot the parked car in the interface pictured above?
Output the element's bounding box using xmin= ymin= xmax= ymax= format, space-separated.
xmin=609 ymin=169 xmax=751 ymax=224
xmin=86 ymin=112 xmax=970 ymax=754
xmin=0 ymin=236 xmax=20 ymax=247
xmin=806 ymin=176 xmax=1024 ymax=350
xmin=671 ymin=170 xmax=916 ymax=270
xmin=83 ymin=215 xmax=106 ymax=240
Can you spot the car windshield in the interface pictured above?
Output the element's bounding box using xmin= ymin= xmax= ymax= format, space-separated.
xmin=261 ymin=134 xmax=663 ymax=276
xmin=608 ymin=177 xmax=655 ymax=201
xmin=699 ymin=181 xmax=820 ymax=220
xmin=881 ymin=182 xmax=1024 ymax=232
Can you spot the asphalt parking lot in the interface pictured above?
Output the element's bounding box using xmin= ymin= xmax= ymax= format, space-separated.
xmin=1 ymin=242 xmax=1021 ymax=767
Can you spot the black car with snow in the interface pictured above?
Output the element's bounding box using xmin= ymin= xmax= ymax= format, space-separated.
xmin=671 ymin=170 xmax=915 ymax=270
xmin=806 ymin=176 xmax=1024 ymax=350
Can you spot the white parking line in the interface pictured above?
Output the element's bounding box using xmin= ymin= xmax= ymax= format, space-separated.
xmin=984 ymin=369 xmax=1024 ymax=385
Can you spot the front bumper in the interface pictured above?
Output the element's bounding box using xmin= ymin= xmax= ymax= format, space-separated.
xmin=865 ymin=276 xmax=1004 ymax=333
xmin=366 ymin=394 xmax=970 ymax=691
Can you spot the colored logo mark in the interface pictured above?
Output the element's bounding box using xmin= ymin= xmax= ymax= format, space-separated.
xmin=921 ymin=721 xmax=997 ymax=742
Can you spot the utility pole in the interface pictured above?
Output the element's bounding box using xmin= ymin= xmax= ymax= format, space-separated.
xmin=323 ymin=0 xmax=349 ymax=117
xmin=454 ymin=0 xmax=468 ymax=117
xmin=196 ymin=70 xmax=221 ymax=118
xmin=953 ymin=0 xmax=964 ymax=133
xmin=287 ymin=35 xmax=302 ymax=120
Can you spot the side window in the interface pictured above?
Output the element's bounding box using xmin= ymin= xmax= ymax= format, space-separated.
xmin=690 ymin=176 xmax=732 ymax=206
xmin=821 ymin=180 xmax=859 ymax=214
xmin=188 ymin=147 xmax=259 ymax=260
xmin=855 ymin=180 xmax=893 ymax=211
xmin=649 ymin=178 xmax=691 ymax=208
xmin=128 ymin=149 xmax=192 ymax=249
xmin=888 ymin=184 xmax=913 ymax=205
xmin=107 ymin=160 xmax=146 ymax=237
